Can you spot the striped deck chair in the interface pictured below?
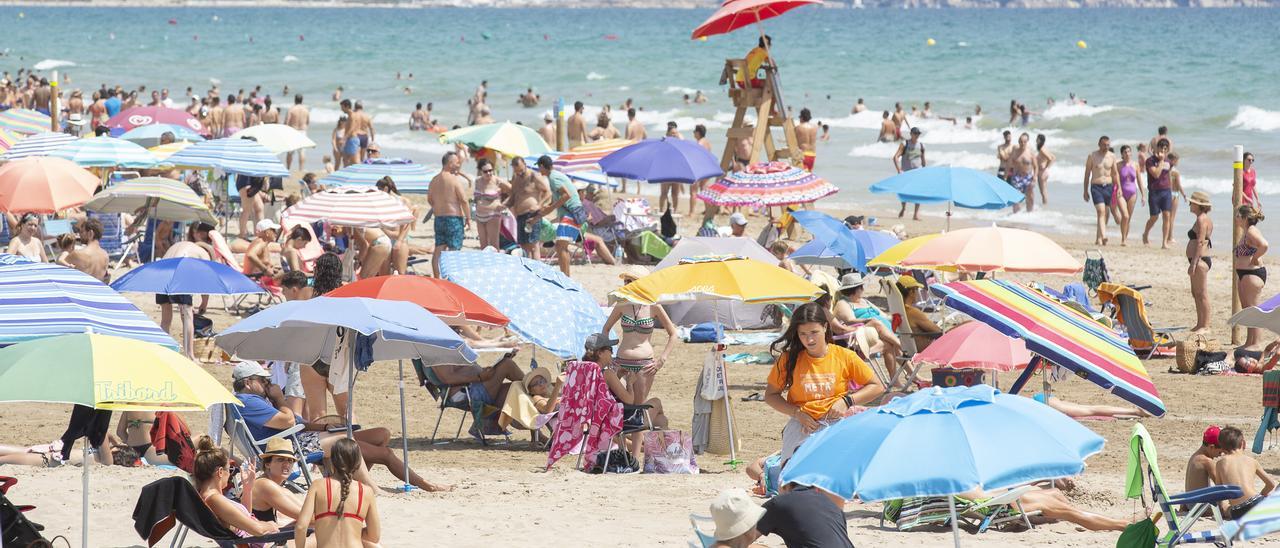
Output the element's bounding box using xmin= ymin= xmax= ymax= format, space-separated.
xmin=1125 ymin=423 xmax=1241 ymax=547
xmin=880 ymin=276 xmax=943 ymax=391
xmin=1097 ymin=283 xmax=1184 ymax=358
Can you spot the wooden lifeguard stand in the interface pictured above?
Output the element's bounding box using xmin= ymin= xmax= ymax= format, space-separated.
xmin=718 ymin=59 xmax=801 ymax=172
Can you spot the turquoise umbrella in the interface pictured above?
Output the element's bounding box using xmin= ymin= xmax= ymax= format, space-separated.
xmin=50 ymin=136 xmax=158 ymax=168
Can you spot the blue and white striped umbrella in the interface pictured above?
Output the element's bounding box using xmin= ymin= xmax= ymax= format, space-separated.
xmin=319 ymin=159 xmax=438 ymax=193
xmin=163 ymin=137 xmax=289 ymax=177
xmin=522 ymin=152 xmax=619 ymax=188
xmin=2 ymin=132 xmax=76 ymax=161
xmin=49 ymin=136 xmax=158 ymax=168
xmin=0 ymin=254 xmax=176 ymax=349
xmin=119 ymin=124 xmax=205 ymax=147
xmin=440 ymin=250 xmax=605 ymax=359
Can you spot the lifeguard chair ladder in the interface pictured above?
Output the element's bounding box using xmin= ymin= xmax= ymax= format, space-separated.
xmin=718 ymin=59 xmax=802 ymax=172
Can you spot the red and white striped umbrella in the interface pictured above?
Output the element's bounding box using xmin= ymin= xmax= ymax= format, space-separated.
xmin=280 ymin=186 xmax=414 ymax=229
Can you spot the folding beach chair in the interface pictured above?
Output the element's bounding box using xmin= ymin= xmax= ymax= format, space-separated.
xmin=965 ymin=485 xmax=1041 ymax=533
xmin=1098 ymin=283 xmax=1184 ymax=358
xmin=881 ymin=276 xmax=943 ymax=390
xmin=688 ymin=514 xmax=716 ymax=548
xmin=412 ymin=358 xmax=511 ymax=447
xmin=1 ymin=476 xmax=50 ymax=547
xmin=546 ymin=361 xmax=642 ymax=472
xmin=1126 ymin=423 xmax=1241 ymax=547
xmin=133 ymin=477 xmax=310 ymax=548
xmin=220 ymin=403 xmax=321 ymax=494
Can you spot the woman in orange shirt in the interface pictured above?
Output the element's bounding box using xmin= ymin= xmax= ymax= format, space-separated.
xmin=765 ymin=302 xmax=885 ymax=460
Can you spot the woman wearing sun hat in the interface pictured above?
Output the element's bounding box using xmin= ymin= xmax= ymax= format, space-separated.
xmin=251 ymin=437 xmax=304 ymax=527
xmin=601 ymin=264 xmax=679 ymax=454
xmin=1186 ymin=190 xmax=1214 ymax=333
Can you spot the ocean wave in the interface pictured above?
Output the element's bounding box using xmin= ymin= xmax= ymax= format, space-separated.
xmin=310 ymin=106 xmax=341 ymax=125
xmin=376 ymin=130 xmax=453 ymax=157
xmin=664 ymin=86 xmax=697 ymax=96
xmin=586 ymin=72 xmax=607 ymax=81
xmin=848 ymin=141 xmax=898 ymax=159
xmin=1040 ymin=103 xmax=1118 ymax=121
xmin=927 ymin=149 xmax=999 ymax=171
xmin=824 ymin=111 xmax=884 ymax=130
xmin=948 ymin=208 xmax=1091 ymax=235
xmin=665 ymin=116 xmax=726 ymax=132
xmin=282 ymin=55 xmax=299 ymax=63
xmin=1179 ymin=175 xmax=1280 ymax=196
xmin=33 ymin=59 xmax=75 ymax=71
xmin=1228 ymin=105 xmax=1280 ymax=132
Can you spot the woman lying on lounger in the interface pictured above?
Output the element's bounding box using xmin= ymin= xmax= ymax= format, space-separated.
xmin=1025 ymin=392 xmax=1149 ymax=419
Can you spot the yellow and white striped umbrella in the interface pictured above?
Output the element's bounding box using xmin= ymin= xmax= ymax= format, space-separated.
xmin=85 ymin=176 xmax=215 ymax=224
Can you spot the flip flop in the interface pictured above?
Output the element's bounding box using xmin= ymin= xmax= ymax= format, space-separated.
xmin=741 ymin=392 xmax=763 ymax=402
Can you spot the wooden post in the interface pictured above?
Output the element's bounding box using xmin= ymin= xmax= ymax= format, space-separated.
xmin=49 ymin=70 xmax=59 ymax=132
xmin=1232 ymin=145 xmax=1244 ymax=345
xmin=554 ymin=97 xmax=565 ymax=152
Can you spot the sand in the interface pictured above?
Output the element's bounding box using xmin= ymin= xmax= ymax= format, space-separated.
xmin=5 ymin=196 xmax=1280 ymax=547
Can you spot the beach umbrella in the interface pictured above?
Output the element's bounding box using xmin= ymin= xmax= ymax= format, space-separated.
xmin=280 ymin=186 xmax=414 ymax=229
xmin=164 ymin=137 xmax=289 ymax=177
xmin=1228 ymin=292 xmax=1280 ymax=336
xmin=439 ymin=122 xmax=551 ymax=158
xmin=119 ymin=124 xmax=205 ymax=147
xmin=554 ymin=138 xmax=634 ymax=173
xmin=0 ymin=108 xmax=52 ymax=135
xmin=148 ymin=140 xmax=195 ymax=162
xmin=0 ymin=332 xmax=237 ymax=548
xmin=654 ymin=237 xmax=779 ymax=329
xmin=1220 ymin=490 xmax=1280 ymax=542
xmin=931 ymin=280 xmax=1166 ymax=416
xmin=867 ymin=233 xmax=943 ymax=270
xmin=104 ymin=106 xmax=205 ymax=134
xmin=912 ymin=321 xmax=1033 ymax=373
xmin=613 ymin=254 xmax=822 ymax=305
xmin=0 ymin=156 xmax=100 ymax=213
xmin=110 ymin=257 xmax=263 ymax=296
xmin=790 ymin=210 xmax=899 ymax=272
xmin=440 ymin=250 xmax=604 ymax=359
xmin=319 ymin=160 xmax=438 ymax=193
xmin=83 ymin=176 xmax=217 ymax=224
xmin=231 ymin=123 xmax=316 ymax=154
xmin=899 ymin=225 xmax=1081 ymax=274
xmin=870 ymin=166 xmax=1026 ymax=229
xmin=0 ymin=128 xmax=18 ymax=152
xmin=698 ymin=161 xmax=837 ymax=207
xmin=789 ymin=239 xmax=848 ymax=269
xmin=49 ymin=136 xmax=158 ymax=168
xmin=523 ymin=151 xmax=619 ymax=188
xmin=781 ymin=384 xmax=1104 ymax=547
xmin=654 ymin=236 xmax=776 ymax=268
xmin=598 ymin=137 xmax=723 ymax=184
xmin=692 ymin=0 xmax=823 ymax=39
xmin=1 ymin=131 xmax=74 ymax=161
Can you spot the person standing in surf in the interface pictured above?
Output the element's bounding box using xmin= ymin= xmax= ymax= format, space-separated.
xmin=1035 ymin=134 xmax=1054 ymax=206
xmin=1009 ymin=133 xmax=1038 ymax=213
xmin=1083 ymin=136 xmax=1119 ymax=246
xmin=892 ymin=127 xmax=925 ymax=221
xmin=1117 ymin=145 xmax=1146 ymax=246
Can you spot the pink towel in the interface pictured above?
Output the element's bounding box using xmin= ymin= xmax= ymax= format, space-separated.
xmin=546 ymin=361 xmax=622 ymax=470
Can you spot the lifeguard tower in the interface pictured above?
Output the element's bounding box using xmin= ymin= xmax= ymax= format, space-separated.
xmin=718 ymin=59 xmax=801 ymax=172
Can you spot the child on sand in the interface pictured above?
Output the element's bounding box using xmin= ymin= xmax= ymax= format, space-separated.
xmin=1185 ymin=426 xmax=1224 ymax=493
xmin=1214 ymin=426 xmax=1276 ymax=518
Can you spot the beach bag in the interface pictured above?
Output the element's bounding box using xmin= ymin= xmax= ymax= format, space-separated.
xmin=1194 ymin=350 xmax=1229 ymax=374
xmin=1174 ymin=334 xmax=1219 ymax=374
xmin=1116 ymin=517 xmax=1158 ymax=548
xmin=192 ymin=314 xmax=214 ymax=339
xmin=689 ymin=322 xmax=723 ymax=343
xmin=642 ymin=430 xmax=698 ymax=474
xmin=700 ymin=353 xmax=726 ymax=400
xmin=589 ymin=448 xmax=637 ymax=474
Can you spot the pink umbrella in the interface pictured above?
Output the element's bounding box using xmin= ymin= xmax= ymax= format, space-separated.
xmin=280 ymin=186 xmax=414 ymax=229
xmin=105 ymin=107 xmax=205 ymax=135
xmin=911 ymin=321 xmax=1033 ymax=372
xmin=0 ymin=157 xmax=100 ymax=214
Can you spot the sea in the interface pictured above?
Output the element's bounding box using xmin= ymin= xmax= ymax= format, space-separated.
xmin=3 ymin=6 xmax=1280 ymax=242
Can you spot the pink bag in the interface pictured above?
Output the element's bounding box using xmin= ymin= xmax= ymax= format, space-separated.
xmin=642 ymin=430 xmax=699 ymax=474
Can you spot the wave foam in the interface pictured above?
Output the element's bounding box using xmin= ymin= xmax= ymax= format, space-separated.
xmin=282 ymin=55 xmax=299 ymax=63
xmin=1040 ymin=103 xmax=1118 ymax=121
xmin=948 ymin=208 xmax=1091 ymax=234
xmin=586 ymin=72 xmax=607 ymax=81
xmin=824 ymin=111 xmax=885 ymax=130
xmin=376 ymin=131 xmax=453 ymax=157
xmin=927 ymin=150 xmax=999 ymax=171
xmin=664 ymin=86 xmax=697 ymax=96
xmin=1228 ymin=105 xmax=1280 ymax=132
xmin=310 ymin=106 xmax=341 ymax=125
xmin=848 ymin=141 xmax=898 ymax=159
xmin=33 ymin=59 xmax=75 ymax=71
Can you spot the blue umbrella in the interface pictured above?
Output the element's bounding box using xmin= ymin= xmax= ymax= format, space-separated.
xmin=789 ymin=239 xmax=848 ymax=269
xmin=790 ymin=210 xmax=899 ymax=272
xmin=0 ymin=254 xmax=177 ymax=349
xmin=870 ymin=166 xmax=1025 ymax=229
xmin=1 ymin=131 xmax=75 ymax=161
xmin=119 ymin=124 xmax=205 ymax=147
xmin=440 ymin=250 xmax=605 ymax=359
xmin=782 ymin=385 xmax=1103 ymax=546
xmin=110 ymin=258 xmax=264 ymax=296
xmin=598 ymin=137 xmax=723 ymax=184
xmin=164 ymin=137 xmax=289 ymax=177
xmin=319 ymin=159 xmax=439 ymax=193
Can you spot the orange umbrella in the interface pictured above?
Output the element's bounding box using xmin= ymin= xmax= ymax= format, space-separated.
xmin=0 ymin=157 xmax=100 ymax=214
xmin=899 ymin=225 xmax=1081 ymax=274
xmin=327 ymin=275 xmax=509 ymax=327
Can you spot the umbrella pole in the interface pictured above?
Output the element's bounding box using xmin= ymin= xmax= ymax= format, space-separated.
xmin=82 ymin=440 xmax=90 ymax=548
xmin=346 ymin=333 xmax=356 ymax=439
xmin=947 ymin=495 xmax=961 ymax=548
xmin=1008 ymin=355 xmax=1041 ymax=395
xmin=715 ymin=301 xmax=740 ymax=468
xmin=397 ymin=359 xmax=412 ymax=492
xmin=947 ymin=202 xmax=953 ymax=232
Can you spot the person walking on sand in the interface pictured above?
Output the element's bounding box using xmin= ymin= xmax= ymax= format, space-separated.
xmin=285 ymin=94 xmax=309 ymax=171
xmin=506 ymin=156 xmax=551 ymax=260
xmin=537 ymin=155 xmax=591 ymax=277
xmin=659 ymin=122 xmax=684 ymax=213
xmin=1083 ymin=136 xmax=1119 ymax=246
xmin=473 ymin=158 xmax=510 ymax=251
xmin=1186 ymin=191 xmax=1214 ymax=333
xmin=567 ymin=101 xmax=588 ymax=149
xmin=1009 ymin=133 xmax=1038 ymax=213
xmin=428 ymin=151 xmax=471 ymax=278
xmin=1117 ymin=145 xmax=1145 ymax=246
xmin=1235 ymin=204 xmax=1269 ymax=351
xmin=1143 ymin=139 xmax=1178 ymax=248
xmin=1035 ymin=133 xmax=1054 ymax=206
xmin=350 ymin=101 xmax=375 ymax=163
xmin=892 ymin=127 xmax=925 ymax=221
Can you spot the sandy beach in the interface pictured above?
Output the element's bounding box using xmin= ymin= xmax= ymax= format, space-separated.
xmin=4 ymin=196 xmax=1278 ymax=547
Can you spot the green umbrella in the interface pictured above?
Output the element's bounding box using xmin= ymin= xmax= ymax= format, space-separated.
xmin=438 ymin=122 xmax=552 ymax=158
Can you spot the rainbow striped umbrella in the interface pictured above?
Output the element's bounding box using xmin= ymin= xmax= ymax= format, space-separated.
xmin=0 ymin=129 xmax=18 ymax=152
xmin=84 ymin=177 xmax=216 ymax=224
xmin=319 ymin=159 xmax=438 ymax=193
xmin=49 ymin=136 xmax=158 ymax=168
xmin=164 ymin=137 xmax=288 ymax=177
xmin=699 ymin=161 xmax=838 ymax=207
xmin=2 ymin=131 xmax=76 ymax=161
xmin=0 ymin=109 xmax=51 ymax=135
xmin=931 ymin=279 xmax=1165 ymax=417
xmin=281 ymin=186 xmax=414 ymax=229
xmin=554 ymin=138 xmax=634 ymax=172
xmin=439 ymin=122 xmax=551 ymax=158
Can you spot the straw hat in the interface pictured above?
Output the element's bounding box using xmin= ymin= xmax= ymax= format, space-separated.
xmin=523 ymin=367 xmax=557 ymax=391
xmin=838 ymin=272 xmax=865 ymax=291
xmin=1189 ymin=191 xmax=1212 ymax=208
xmin=896 ymin=276 xmax=922 ymax=292
xmin=261 ymin=437 xmax=297 ymax=462
xmin=619 ymin=265 xmax=650 ymax=283
xmin=710 ymin=488 xmax=765 ymax=541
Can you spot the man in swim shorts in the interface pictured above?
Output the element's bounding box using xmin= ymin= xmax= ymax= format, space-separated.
xmin=427 ymin=151 xmax=471 ymax=277
xmin=1143 ymin=138 xmax=1178 ymax=248
xmin=538 ymin=155 xmax=587 ymax=276
xmin=796 ymin=108 xmax=817 ymax=172
xmin=996 ymin=130 xmax=1014 ymax=182
xmin=1009 ymin=133 xmax=1038 ymax=213
xmin=506 ymin=156 xmax=551 ymax=260
xmin=1083 ymin=135 xmax=1119 ymax=246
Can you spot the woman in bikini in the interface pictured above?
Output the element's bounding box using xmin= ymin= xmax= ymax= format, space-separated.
xmin=584 ymin=334 xmax=670 ymax=462
xmin=251 ymin=438 xmax=304 ymax=529
xmin=472 ymin=158 xmax=510 ymax=251
xmin=7 ymin=213 xmax=46 ymax=262
xmin=353 ymin=226 xmax=392 ymax=280
xmin=295 ymin=438 xmax=381 ymax=548
xmin=114 ymin=412 xmax=170 ymax=465
xmin=1117 ymin=145 xmax=1145 ymax=246
xmin=1235 ymin=204 xmax=1269 ymax=353
xmin=600 ymin=265 xmax=678 ymax=454
xmin=1186 ymin=191 xmax=1214 ymax=333
xmin=192 ymin=435 xmax=280 ymax=541
xmin=1035 ymin=134 xmax=1055 ymax=206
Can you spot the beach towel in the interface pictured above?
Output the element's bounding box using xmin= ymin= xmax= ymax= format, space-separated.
xmin=546 ymin=361 xmax=622 ymax=470
xmin=150 ymin=412 xmax=196 ymax=473
xmin=498 ymin=380 xmax=555 ymax=431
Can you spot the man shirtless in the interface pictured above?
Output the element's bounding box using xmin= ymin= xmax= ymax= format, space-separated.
xmin=518 ymin=88 xmax=540 ymax=107
xmin=350 ymin=101 xmax=375 ymax=163
xmin=852 ymin=98 xmax=867 ymax=114
xmin=538 ymin=113 xmax=556 ymax=147
xmin=1186 ymin=426 xmax=1224 ymax=493
xmin=32 ymin=78 xmax=51 ymax=115
xmin=410 ymin=102 xmax=428 ymax=131
xmin=735 ymin=125 xmax=755 ymax=170
xmin=623 ymin=107 xmax=647 ymax=192
xmin=796 ymin=108 xmax=818 ymax=172
xmin=1214 ymin=426 xmax=1275 ymax=519
xmin=285 ymin=94 xmax=309 ymax=171
xmin=996 ymin=130 xmax=1015 ymax=183
xmin=567 ymin=101 xmax=588 ymax=149
xmin=588 ymin=112 xmax=619 ymax=141
xmin=892 ymin=102 xmax=909 ymax=140
xmin=221 ymin=94 xmax=244 ymax=137
xmin=1083 ymin=136 xmax=1119 ymax=246
xmin=877 ymin=111 xmax=897 ymax=142
xmin=427 ymin=151 xmax=471 ymax=278
xmin=206 ymin=95 xmax=224 ymax=138
xmin=1149 ymin=125 xmax=1173 ymax=155
xmin=692 ymin=124 xmax=713 ymax=216
xmin=1009 ymin=133 xmax=1038 ymax=213
xmin=505 ymin=156 xmax=551 ymax=259
xmin=244 ymin=220 xmax=282 ymax=279
xmin=65 ymin=218 xmax=109 ymax=282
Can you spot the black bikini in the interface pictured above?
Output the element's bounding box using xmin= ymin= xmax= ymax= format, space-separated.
xmin=1187 ymin=227 xmax=1212 ymax=269
xmin=1235 ymin=241 xmax=1267 ymax=282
